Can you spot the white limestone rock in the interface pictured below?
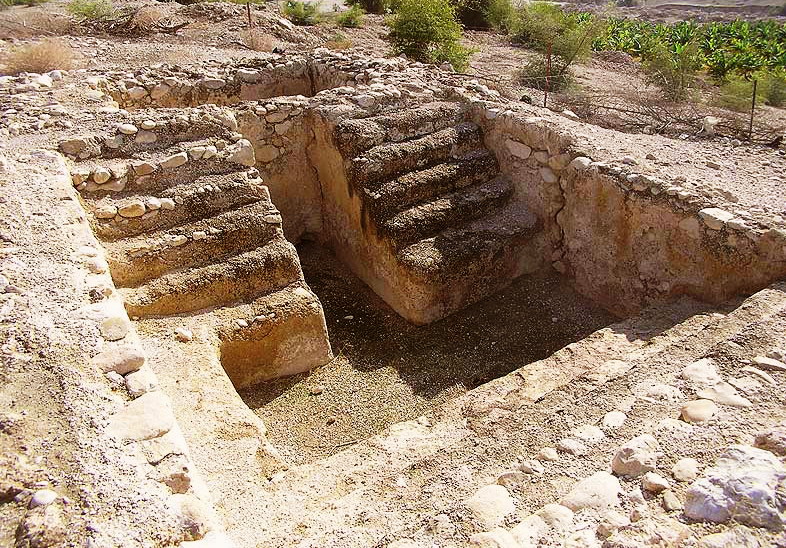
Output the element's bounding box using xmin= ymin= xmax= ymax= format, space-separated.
xmin=681 ymin=399 xmax=718 ymax=423
xmin=681 ymin=358 xmax=722 ymax=385
xmin=672 ymin=458 xmax=700 ymax=482
xmin=468 ymin=528 xmax=519 ymax=548
xmin=698 ymin=208 xmax=734 ymax=230
xmin=684 ymin=445 xmax=786 ymax=530
xmin=510 ymin=515 xmax=547 ymax=546
xmin=535 ymin=503 xmax=573 ymax=529
xmin=92 ymin=344 xmax=145 ymax=375
xmin=697 ymin=382 xmax=753 ymax=408
xmin=160 ymin=152 xmax=188 ymax=170
xmin=466 ymin=485 xmax=515 ymax=527
xmin=561 ymin=472 xmax=622 ymax=511
xmin=107 ymin=391 xmax=174 ymax=441
xmin=642 ymin=472 xmax=670 ymax=493
xmin=611 ymin=435 xmax=658 ymax=477
xmin=29 ymin=489 xmax=57 ymax=508
xmin=602 ymin=411 xmax=626 ymax=429
xmin=505 ymin=139 xmax=531 ymax=160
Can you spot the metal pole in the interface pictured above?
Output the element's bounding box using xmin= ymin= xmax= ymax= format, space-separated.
xmin=748 ymin=78 xmax=757 ymax=141
xmin=544 ymin=42 xmax=552 ymax=109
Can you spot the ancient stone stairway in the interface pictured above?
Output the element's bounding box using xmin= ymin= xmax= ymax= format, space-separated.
xmin=332 ymin=102 xmax=545 ymax=324
xmin=67 ymin=113 xmax=332 ymax=387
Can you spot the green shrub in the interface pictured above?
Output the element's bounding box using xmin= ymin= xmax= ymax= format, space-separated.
xmin=715 ymin=76 xmax=763 ymax=111
xmin=642 ymin=39 xmax=703 ymax=101
xmin=759 ymin=70 xmax=786 ymax=107
xmin=513 ymin=3 xmax=598 ymax=62
xmin=282 ymin=1 xmax=320 ymax=26
xmin=67 ymin=0 xmax=114 ymax=19
xmin=387 ymin=0 xmax=474 ymax=71
xmin=0 ymin=0 xmax=49 ymax=8
xmin=485 ymin=0 xmax=516 ymax=33
xmin=325 ymin=30 xmax=352 ymax=50
xmin=337 ymin=4 xmax=364 ymax=28
xmin=511 ymin=3 xmax=599 ymax=95
xmin=346 ymin=0 xmax=400 ymax=14
xmin=518 ymin=56 xmax=572 ymax=91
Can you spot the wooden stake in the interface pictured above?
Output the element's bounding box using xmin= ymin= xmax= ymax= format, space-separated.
xmin=247 ymin=0 xmax=252 ymax=29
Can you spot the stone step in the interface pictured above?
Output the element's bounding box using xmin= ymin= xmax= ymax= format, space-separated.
xmin=121 ymin=239 xmax=303 ymax=318
xmin=91 ymin=173 xmax=268 ymax=242
xmin=214 ymin=282 xmax=333 ymax=388
xmin=396 ymin=199 xmax=542 ymax=277
xmin=349 ymin=122 xmax=482 ymax=186
xmin=106 ymin=201 xmax=284 ymax=288
xmin=335 ymin=101 xmax=466 ymax=156
xmin=124 ymin=139 xmax=255 ymax=194
xmin=382 ymin=176 xmax=514 ymax=247
xmin=71 ymin=138 xmax=253 ymax=196
xmin=100 ymin=112 xmax=240 ymax=158
xmin=368 ymin=149 xmax=499 ymax=218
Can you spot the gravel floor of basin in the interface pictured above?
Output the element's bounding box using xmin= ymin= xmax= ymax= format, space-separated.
xmin=238 ymin=242 xmax=617 ymax=464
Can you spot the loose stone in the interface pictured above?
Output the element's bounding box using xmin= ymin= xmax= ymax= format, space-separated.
xmin=29 ymin=489 xmax=57 ymax=508
xmin=681 ymin=399 xmax=718 ymax=423
xmin=160 ymin=152 xmax=188 ymax=170
xmin=642 ymin=472 xmax=670 ymax=493
xmin=672 ymin=458 xmax=700 ymax=482
xmin=611 ymin=435 xmax=658 ymax=477
xmin=175 ymin=327 xmax=193 ymax=342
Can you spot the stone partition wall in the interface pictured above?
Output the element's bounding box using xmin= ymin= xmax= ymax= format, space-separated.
xmin=98 ymin=55 xmax=355 ymax=109
xmin=558 ymin=162 xmax=786 ymax=316
xmin=473 ymin=102 xmax=786 ymax=316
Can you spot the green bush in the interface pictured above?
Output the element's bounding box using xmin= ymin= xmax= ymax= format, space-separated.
xmin=387 ymin=0 xmax=474 ymax=71
xmin=485 ymin=0 xmax=516 ymax=33
xmin=346 ymin=0 xmax=400 ymax=14
xmin=513 ymin=3 xmax=598 ymax=62
xmin=511 ymin=3 xmax=599 ymax=94
xmin=66 ymin=0 xmax=114 ymax=19
xmin=282 ymin=1 xmax=320 ymax=26
xmin=760 ymin=70 xmax=786 ymax=107
xmin=642 ymin=39 xmax=703 ymax=101
xmin=518 ymin=56 xmax=572 ymax=91
xmin=337 ymin=4 xmax=364 ymax=28
xmin=715 ymin=76 xmax=763 ymax=111
xmin=0 ymin=0 xmax=49 ymax=8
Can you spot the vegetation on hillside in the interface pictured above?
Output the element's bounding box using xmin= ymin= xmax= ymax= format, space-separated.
xmin=282 ymin=0 xmax=320 ymax=26
xmin=337 ymin=4 xmax=364 ymax=28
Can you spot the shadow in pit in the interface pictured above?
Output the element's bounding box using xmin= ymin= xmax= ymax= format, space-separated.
xmin=236 ymin=243 xmax=727 ymax=463
xmin=240 ymin=242 xmax=618 ymax=405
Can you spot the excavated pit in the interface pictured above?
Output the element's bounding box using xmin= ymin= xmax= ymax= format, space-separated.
xmin=238 ymin=242 xmax=617 ymax=464
xmin=49 ymin=51 xmax=786 ymax=546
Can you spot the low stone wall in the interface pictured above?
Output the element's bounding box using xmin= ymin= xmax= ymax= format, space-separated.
xmin=559 ymin=161 xmax=786 ymax=316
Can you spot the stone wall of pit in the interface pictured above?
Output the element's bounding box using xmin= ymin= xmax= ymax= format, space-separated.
xmin=474 ymin=103 xmax=786 ymax=316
